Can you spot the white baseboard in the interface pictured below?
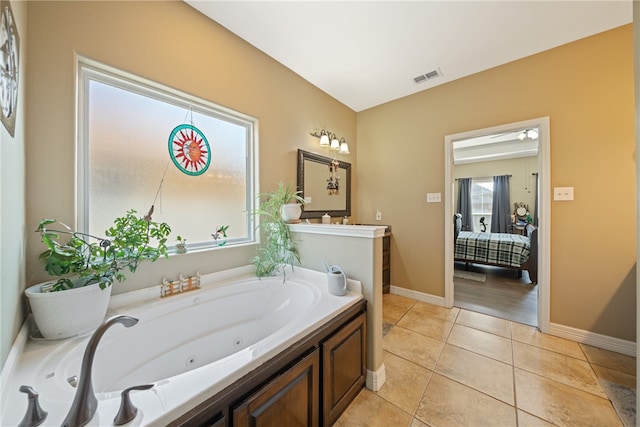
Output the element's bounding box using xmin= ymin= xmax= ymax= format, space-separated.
xmin=388 ymin=286 xmax=636 ymax=358
xmin=366 ymin=363 xmax=386 ymax=391
xmin=389 ymin=285 xmax=445 ymax=307
xmin=549 ymin=322 xmax=636 ymax=357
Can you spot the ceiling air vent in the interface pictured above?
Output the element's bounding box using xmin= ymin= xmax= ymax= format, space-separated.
xmin=413 ymin=68 xmax=442 ymax=84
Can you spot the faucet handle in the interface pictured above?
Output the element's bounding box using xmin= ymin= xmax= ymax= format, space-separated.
xmin=113 ymin=384 xmax=154 ymax=426
xmin=17 ymin=385 xmax=48 ymax=427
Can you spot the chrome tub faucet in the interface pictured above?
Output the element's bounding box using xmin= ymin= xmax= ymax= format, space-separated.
xmin=62 ymin=315 xmax=138 ymax=427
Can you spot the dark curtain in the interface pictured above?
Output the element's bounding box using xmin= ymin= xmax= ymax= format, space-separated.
xmin=490 ymin=175 xmax=511 ymax=233
xmin=456 ymin=178 xmax=473 ymax=231
xmin=533 ymin=173 xmax=539 ymax=226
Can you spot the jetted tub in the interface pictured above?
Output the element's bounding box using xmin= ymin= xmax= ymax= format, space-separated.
xmin=0 ymin=266 xmax=363 ymax=426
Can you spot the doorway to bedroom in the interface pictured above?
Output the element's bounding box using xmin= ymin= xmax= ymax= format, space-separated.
xmin=444 ymin=118 xmax=550 ymax=331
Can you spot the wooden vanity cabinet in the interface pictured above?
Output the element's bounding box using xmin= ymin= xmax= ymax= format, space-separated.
xmin=170 ymin=300 xmax=366 ymax=427
xmin=322 ymin=312 xmax=366 ymax=426
xmin=234 ymin=350 xmax=320 ymax=427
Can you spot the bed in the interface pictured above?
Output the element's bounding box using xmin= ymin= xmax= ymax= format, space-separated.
xmin=454 ymin=213 xmax=538 ymax=284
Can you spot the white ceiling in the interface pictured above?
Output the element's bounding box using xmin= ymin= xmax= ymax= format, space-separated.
xmin=184 ymin=1 xmax=632 ymax=112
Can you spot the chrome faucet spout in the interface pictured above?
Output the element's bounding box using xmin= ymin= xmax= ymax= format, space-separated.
xmin=61 ymin=315 xmax=138 ymax=427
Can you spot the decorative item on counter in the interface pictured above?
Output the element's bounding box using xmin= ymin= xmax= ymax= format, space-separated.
xmin=175 ymin=236 xmax=187 ymax=254
xmin=161 ymin=272 xmax=202 ymax=298
xmin=322 ymin=213 xmax=331 ymax=224
xmin=212 ymin=225 xmax=229 ymax=246
xmin=322 ymin=261 xmax=347 ymax=296
xmin=342 ymin=217 xmax=348 ymax=225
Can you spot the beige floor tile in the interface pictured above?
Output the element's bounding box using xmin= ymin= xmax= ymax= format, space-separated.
xmin=334 ymin=389 xmax=413 ymax=427
xmin=513 ymin=341 xmax=606 ymax=398
xmin=592 ymin=364 xmax=637 ymax=389
xmin=580 ymin=344 xmax=636 ymax=376
xmin=383 ymin=293 xmax=417 ymax=324
xmin=447 ymin=324 xmax=513 ymax=364
xmin=511 ymin=322 xmax=586 ymax=360
xmin=517 ymin=410 xmax=556 ymax=427
xmin=376 ymin=350 xmax=432 ymax=414
xmin=415 ymin=373 xmax=517 ymax=426
xmin=397 ymin=309 xmax=455 ymax=341
xmin=456 ymin=309 xmax=512 ymax=338
xmin=408 ymin=301 xmax=460 ymax=322
xmin=409 ymin=418 xmax=429 ymax=427
xmin=515 ymin=368 xmax=622 ymax=426
xmin=383 ymin=324 xmax=445 ymax=370
xmin=435 ymin=343 xmax=515 ymax=405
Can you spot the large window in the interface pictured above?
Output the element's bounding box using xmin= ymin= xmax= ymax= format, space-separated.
xmin=78 ymin=60 xmax=257 ymax=251
xmin=470 ymin=178 xmax=493 ymax=232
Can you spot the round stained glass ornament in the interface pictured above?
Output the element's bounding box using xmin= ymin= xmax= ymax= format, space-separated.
xmin=168 ymin=124 xmax=211 ymax=176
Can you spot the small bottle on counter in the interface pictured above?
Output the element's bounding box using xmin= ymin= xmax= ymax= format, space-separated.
xmin=322 ymin=213 xmax=331 ymax=224
xmin=343 ymin=217 xmax=349 ymax=225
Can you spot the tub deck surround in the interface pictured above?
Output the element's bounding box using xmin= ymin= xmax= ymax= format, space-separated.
xmin=0 ymin=266 xmax=364 ymax=427
xmin=290 ymin=223 xmax=387 ymax=392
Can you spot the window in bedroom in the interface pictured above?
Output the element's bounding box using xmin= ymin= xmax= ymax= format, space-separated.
xmin=77 ymin=59 xmax=258 ymax=252
xmin=470 ymin=178 xmax=493 ymax=232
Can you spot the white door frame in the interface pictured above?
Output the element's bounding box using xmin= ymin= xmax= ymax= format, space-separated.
xmin=444 ymin=117 xmax=550 ymax=332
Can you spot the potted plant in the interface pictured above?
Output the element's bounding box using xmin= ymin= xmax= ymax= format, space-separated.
xmin=175 ymin=235 xmax=187 ymax=254
xmin=25 ymin=209 xmax=171 ymax=339
xmin=251 ymin=182 xmax=306 ymax=279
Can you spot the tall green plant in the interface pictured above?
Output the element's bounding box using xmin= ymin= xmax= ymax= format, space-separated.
xmin=251 ymin=182 xmax=305 ymax=279
xmin=37 ymin=209 xmax=171 ymax=291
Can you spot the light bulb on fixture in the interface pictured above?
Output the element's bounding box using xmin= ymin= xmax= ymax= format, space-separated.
xmin=330 ymin=135 xmax=340 ymax=151
xmin=338 ymin=138 xmax=350 ymax=154
xmin=319 ymin=130 xmax=330 ymax=146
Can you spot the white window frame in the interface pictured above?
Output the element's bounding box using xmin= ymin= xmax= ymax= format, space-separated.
xmin=76 ymin=57 xmax=259 ymax=250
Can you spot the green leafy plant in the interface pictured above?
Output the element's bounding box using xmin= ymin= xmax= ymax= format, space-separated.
xmin=251 ymin=182 xmax=305 ymax=279
xmin=37 ymin=209 xmax=171 ymax=292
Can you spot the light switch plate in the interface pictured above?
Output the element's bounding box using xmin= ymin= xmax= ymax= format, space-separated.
xmin=426 ymin=192 xmax=441 ymax=203
xmin=554 ymin=187 xmax=574 ymax=201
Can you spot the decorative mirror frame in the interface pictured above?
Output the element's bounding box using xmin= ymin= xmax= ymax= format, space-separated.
xmin=297 ymin=149 xmax=351 ymax=219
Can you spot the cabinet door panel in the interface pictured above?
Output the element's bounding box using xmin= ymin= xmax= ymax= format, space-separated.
xmin=233 ymin=350 xmax=319 ymax=427
xmin=322 ymin=313 xmax=366 ymax=426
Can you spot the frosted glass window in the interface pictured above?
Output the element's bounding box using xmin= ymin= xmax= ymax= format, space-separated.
xmin=78 ymin=61 xmax=257 ymax=250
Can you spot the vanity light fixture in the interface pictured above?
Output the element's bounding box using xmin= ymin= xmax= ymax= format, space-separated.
xmin=310 ymin=129 xmax=350 ymax=155
xmin=518 ymin=129 xmax=539 ymax=141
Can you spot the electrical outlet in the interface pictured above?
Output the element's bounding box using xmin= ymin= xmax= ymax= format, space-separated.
xmin=554 ymin=187 xmax=574 ymax=201
xmin=376 ymin=210 xmax=382 ymax=221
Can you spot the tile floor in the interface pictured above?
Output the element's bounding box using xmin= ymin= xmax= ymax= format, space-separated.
xmin=335 ymin=294 xmax=636 ymax=427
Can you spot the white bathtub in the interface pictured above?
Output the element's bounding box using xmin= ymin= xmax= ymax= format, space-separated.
xmin=0 ymin=266 xmax=363 ymax=426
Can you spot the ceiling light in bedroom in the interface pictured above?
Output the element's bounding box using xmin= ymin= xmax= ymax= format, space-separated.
xmin=518 ymin=129 xmax=539 ymax=140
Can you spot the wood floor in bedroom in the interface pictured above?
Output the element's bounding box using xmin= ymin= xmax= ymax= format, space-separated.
xmin=453 ymin=261 xmax=537 ymax=327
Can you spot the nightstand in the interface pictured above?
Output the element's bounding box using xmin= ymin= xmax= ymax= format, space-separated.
xmin=512 ymin=225 xmax=526 ymax=235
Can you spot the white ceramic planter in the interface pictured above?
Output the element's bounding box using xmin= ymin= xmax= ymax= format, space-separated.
xmin=281 ymin=203 xmax=302 ymax=223
xmin=24 ymin=282 xmax=112 ymax=340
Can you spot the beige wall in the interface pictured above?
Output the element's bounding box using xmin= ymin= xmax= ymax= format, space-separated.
xmin=357 ymin=25 xmax=636 ymax=341
xmin=1 ymin=0 xmax=27 ymax=370
xmin=0 ymin=1 xmax=356 ymax=369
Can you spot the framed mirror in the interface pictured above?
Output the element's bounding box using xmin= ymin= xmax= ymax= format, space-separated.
xmin=297 ymin=149 xmax=351 ymax=219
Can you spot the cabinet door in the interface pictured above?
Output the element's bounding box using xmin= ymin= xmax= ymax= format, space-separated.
xmin=233 ymin=349 xmax=320 ymax=427
xmin=322 ymin=312 xmax=366 ymax=426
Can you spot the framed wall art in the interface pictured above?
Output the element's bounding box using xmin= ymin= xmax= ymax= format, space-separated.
xmin=1 ymin=0 xmax=20 ymax=137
